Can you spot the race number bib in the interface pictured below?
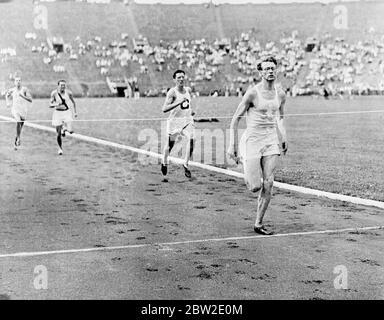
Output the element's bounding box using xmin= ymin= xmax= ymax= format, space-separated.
xmin=180 ymin=99 xmax=190 ymax=110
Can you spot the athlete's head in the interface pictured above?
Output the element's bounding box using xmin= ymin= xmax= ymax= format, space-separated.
xmin=58 ymin=80 xmax=66 ymax=92
xmin=173 ymin=70 xmax=185 ymax=87
xmin=14 ymin=76 xmax=22 ymax=88
xmin=257 ymin=56 xmax=278 ymax=82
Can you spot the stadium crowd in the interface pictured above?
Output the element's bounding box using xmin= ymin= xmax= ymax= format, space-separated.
xmin=298 ymin=32 xmax=384 ymax=96
xmin=3 ymin=29 xmax=384 ymax=97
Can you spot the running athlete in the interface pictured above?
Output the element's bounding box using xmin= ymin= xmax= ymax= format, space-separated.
xmin=50 ymin=80 xmax=77 ymax=155
xmin=5 ymin=75 xmax=33 ymax=150
xmin=227 ymin=56 xmax=288 ymax=235
xmin=161 ymin=70 xmax=195 ymax=181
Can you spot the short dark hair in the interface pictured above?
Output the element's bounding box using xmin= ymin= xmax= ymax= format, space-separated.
xmin=58 ymin=79 xmax=66 ymax=85
xmin=173 ymin=69 xmax=185 ymax=79
xmin=257 ymin=56 xmax=278 ymax=71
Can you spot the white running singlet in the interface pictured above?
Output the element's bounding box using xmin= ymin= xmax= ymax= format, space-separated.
xmin=9 ymin=87 xmax=30 ymax=120
xmin=240 ymin=84 xmax=281 ymax=160
xmin=166 ymin=87 xmax=193 ymax=136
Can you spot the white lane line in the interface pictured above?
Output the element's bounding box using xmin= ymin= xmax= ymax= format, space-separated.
xmin=0 ymin=109 xmax=383 ymax=123
xmin=1 ymin=115 xmax=384 ymax=209
xmin=0 ymin=226 xmax=382 ymax=259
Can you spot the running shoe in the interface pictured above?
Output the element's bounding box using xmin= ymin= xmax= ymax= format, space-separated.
xmin=161 ymin=163 xmax=168 ymax=176
xmin=254 ymin=226 xmax=273 ymax=235
xmin=183 ymin=164 xmax=192 ymax=178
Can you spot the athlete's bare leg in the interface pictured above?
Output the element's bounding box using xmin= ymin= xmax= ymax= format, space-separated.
xmin=184 ymin=138 xmax=194 ymax=166
xmin=56 ymin=125 xmax=63 ymax=153
xmin=182 ymin=137 xmax=194 ymax=178
xmin=255 ymin=154 xmax=279 ymax=228
xmin=162 ymin=135 xmax=176 ymax=166
xmin=243 ymin=157 xmax=262 ymax=193
xmin=15 ymin=121 xmax=24 ymax=145
xmin=161 ymin=135 xmax=177 ymax=179
xmin=63 ymin=121 xmax=73 ymax=134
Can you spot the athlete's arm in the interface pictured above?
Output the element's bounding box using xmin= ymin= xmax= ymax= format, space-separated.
xmin=5 ymin=89 xmax=13 ymax=108
xmin=277 ymin=88 xmax=288 ymax=155
xmin=49 ymin=91 xmax=58 ymax=108
xmin=187 ymin=87 xmax=195 ymax=116
xmin=227 ymin=89 xmax=255 ymax=162
xmin=162 ymin=88 xmax=182 ymax=113
xmin=19 ymin=87 xmax=32 ymax=103
xmin=68 ymin=90 xmax=77 ymax=118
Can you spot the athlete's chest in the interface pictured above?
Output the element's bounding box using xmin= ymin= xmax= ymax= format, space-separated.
xmin=174 ymin=89 xmax=191 ymax=111
xmin=12 ymin=88 xmax=25 ymax=98
xmin=250 ymin=91 xmax=280 ymax=114
xmin=174 ymin=89 xmax=190 ymax=101
xmin=55 ymin=91 xmax=69 ymax=101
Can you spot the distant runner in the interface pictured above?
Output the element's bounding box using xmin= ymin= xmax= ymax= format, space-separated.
xmin=50 ymin=80 xmax=77 ymax=155
xmin=161 ymin=70 xmax=195 ymax=181
xmin=5 ymin=74 xmax=33 ymax=150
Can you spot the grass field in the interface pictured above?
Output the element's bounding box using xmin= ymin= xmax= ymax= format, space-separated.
xmin=3 ymin=95 xmax=383 ymax=202
xmin=0 ymin=96 xmax=383 ymax=300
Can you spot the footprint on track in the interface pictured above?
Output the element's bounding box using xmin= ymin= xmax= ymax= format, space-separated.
xmin=111 ymin=257 xmax=121 ymax=262
xmin=49 ymin=187 xmax=66 ymax=195
xmin=238 ymin=258 xmax=257 ymax=266
xmin=227 ymin=242 xmax=239 ymax=249
xmin=146 ymin=266 xmax=158 ymax=272
xmin=252 ymin=274 xmax=276 ymax=281
xmin=235 ymin=270 xmax=246 ymax=275
xmin=197 ymin=271 xmax=213 ymax=279
xmin=104 ymin=217 xmax=129 ymax=225
xmin=358 ymin=258 xmax=380 ymax=266
xmin=177 ymin=285 xmax=191 ymax=291
xmin=306 ymin=265 xmax=319 ymax=270
xmin=301 ymin=280 xmax=324 ymax=284
xmin=71 ymin=199 xmax=84 ymax=203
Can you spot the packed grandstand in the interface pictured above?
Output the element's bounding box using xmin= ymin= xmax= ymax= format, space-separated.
xmin=0 ymin=0 xmax=383 ymax=97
